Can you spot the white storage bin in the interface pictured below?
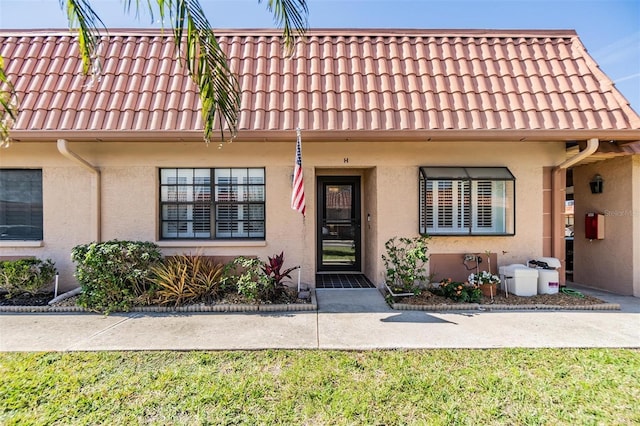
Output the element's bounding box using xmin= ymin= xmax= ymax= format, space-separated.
xmin=538 ymin=269 xmax=559 ymax=294
xmin=499 ymin=264 xmax=538 ymax=296
xmin=530 ymin=257 xmax=561 ymax=295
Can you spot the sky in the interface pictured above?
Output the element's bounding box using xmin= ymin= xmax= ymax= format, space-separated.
xmin=0 ymin=0 xmax=639 ymax=112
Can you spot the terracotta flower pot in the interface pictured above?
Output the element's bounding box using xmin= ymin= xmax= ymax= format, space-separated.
xmin=480 ymin=283 xmax=498 ymax=298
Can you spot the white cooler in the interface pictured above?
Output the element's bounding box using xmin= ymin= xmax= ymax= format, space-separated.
xmin=499 ymin=264 xmax=538 ymax=296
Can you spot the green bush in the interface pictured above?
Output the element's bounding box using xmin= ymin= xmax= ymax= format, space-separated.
xmin=382 ymin=236 xmax=430 ymax=294
xmin=222 ymin=256 xmax=269 ymax=301
xmin=432 ymin=278 xmax=482 ymax=303
xmin=71 ymin=240 xmax=162 ymax=313
xmin=222 ymin=253 xmax=297 ymax=302
xmin=0 ymin=258 xmax=56 ymax=297
xmin=151 ymin=254 xmax=224 ymax=307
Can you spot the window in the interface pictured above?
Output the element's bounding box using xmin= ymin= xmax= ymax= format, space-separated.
xmin=419 ymin=167 xmax=515 ymax=236
xmin=0 ymin=169 xmax=43 ymax=240
xmin=160 ymin=168 xmax=265 ymax=239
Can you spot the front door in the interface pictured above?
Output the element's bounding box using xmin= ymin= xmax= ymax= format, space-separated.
xmin=317 ymin=176 xmax=361 ymax=271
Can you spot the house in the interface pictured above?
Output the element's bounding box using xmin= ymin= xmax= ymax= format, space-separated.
xmin=1 ymin=29 xmax=639 ymax=295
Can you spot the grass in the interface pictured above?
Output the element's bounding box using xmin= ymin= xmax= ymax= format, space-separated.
xmin=1 ymin=349 xmax=639 ymax=425
xmin=322 ymin=245 xmax=356 ymax=261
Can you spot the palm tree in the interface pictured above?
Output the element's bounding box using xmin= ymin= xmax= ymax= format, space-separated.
xmin=0 ymin=0 xmax=308 ymax=146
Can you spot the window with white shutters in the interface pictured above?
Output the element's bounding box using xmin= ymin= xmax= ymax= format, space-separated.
xmin=160 ymin=168 xmax=265 ymax=239
xmin=419 ymin=167 xmax=515 ymax=236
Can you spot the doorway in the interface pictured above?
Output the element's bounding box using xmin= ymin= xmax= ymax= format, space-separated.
xmin=316 ymin=176 xmax=361 ymax=272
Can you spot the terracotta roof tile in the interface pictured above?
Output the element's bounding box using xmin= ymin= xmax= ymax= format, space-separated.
xmin=1 ymin=29 xmax=639 ymax=139
xmin=43 ymin=108 xmax=61 ymax=130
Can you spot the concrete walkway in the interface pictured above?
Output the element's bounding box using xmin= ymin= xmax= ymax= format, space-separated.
xmin=1 ymin=286 xmax=638 ymax=351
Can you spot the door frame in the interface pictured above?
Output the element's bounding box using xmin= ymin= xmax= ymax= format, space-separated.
xmin=316 ymin=176 xmax=362 ymax=272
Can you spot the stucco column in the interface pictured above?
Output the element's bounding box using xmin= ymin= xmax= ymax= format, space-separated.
xmin=552 ymin=168 xmax=567 ymax=284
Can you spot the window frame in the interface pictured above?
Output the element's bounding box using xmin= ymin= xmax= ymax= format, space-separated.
xmin=419 ymin=166 xmax=515 ymax=236
xmin=0 ymin=169 xmax=44 ymax=241
xmin=159 ymin=167 xmax=266 ymax=240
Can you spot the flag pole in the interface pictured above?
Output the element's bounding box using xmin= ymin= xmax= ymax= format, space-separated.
xmin=291 ymin=127 xmax=306 ymax=217
xmin=297 ymin=128 xmax=304 ymax=228
xmin=291 ymin=127 xmax=306 ymax=292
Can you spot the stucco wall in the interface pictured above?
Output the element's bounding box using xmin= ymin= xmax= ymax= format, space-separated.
xmin=1 ymin=139 xmax=564 ymax=291
xmin=573 ymin=156 xmax=638 ymax=295
xmin=0 ymin=143 xmax=94 ymax=288
xmin=368 ymin=141 xmax=563 ymax=284
xmin=634 ymin=156 xmax=640 ymax=296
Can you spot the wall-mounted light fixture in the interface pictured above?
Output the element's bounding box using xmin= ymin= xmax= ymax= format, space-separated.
xmin=589 ymin=174 xmax=604 ymax=194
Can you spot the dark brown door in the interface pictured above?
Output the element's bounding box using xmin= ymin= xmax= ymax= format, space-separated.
xmin=317 ymin=176 xmax=361 ymax=271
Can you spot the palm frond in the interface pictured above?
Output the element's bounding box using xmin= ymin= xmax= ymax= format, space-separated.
xmin=57 ymin=0 xmax=308 ymax=142
xmin=121 ymin=0 xmax=157 ymax=23
xmin=161 ymin=0 xmax=240 ymax=142
xmin=0 ymin=56 xmax=16 ymax=147
xmin=259 ymin=0 xmax=309 ymax=53
xmin=60 ymin=0 xmax=106 ymax=74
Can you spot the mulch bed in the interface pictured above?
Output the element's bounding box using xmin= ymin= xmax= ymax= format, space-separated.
xmin=0 ymin=288 xmax=310 ymax=309
xmin=0 ymin=292 xmax=55 ymax=306
xmin=215 ymin=288 xmax=310 ymax=305
xmin=401 ymin=289 xmax=606 ymax=306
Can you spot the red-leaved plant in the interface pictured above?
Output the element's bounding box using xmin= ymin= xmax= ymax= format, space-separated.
xmin=262 ymin=252 xmax=298 ymax=288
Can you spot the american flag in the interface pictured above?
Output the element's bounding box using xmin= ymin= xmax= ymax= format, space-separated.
xmin=291 ymin=129 xmax=306 ymax=216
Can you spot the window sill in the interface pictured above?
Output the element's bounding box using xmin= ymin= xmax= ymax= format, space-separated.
xmin=0 ymin=240 xmax=44 ymax=248
xmin=157 ymin=240 xmax=267 ymax=248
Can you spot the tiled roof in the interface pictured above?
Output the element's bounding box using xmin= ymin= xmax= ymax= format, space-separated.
xmin=1 ymin=29 xmax=639 ymax=142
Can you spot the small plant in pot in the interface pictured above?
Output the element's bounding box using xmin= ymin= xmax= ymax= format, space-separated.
xmin=382 ymin=236 xmax=430 ymax=296
xmin=468 ymin=271 xmax=501 ymax=298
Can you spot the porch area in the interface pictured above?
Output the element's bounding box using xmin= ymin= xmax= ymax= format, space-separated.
xmin=315 ymin=273 xmax=376 ymax=289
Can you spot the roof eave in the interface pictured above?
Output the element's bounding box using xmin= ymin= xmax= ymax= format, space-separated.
xmin=9 ymin=129 xmax=640 ymax=144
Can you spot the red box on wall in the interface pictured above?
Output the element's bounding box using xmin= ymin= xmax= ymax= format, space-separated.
xmin=585 ymin=213 xmax=605 ymax=240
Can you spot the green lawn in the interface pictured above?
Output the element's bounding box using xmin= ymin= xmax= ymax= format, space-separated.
xmin=1 ymin=349 xmax=638 ymax=425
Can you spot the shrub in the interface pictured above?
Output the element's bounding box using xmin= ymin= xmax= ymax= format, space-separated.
xmin=382 ymin=236 xmax=430 ymax=294
xmin=222 ymin=256 xmax=269 ymax=301
xmin=432 ymin=278 xmax=482 ymax=303
xmin=222 ymin=253 xmax=297 ymax=302
xmin=0 ymin=258 xmax=56 ymax=297
xmin=71 ymin=240 xmax=162 ymax=313
xmin=261 ymin=252 xmax=298 ymax=301
xmin=151 ymin=254 xmax=224 ymax=307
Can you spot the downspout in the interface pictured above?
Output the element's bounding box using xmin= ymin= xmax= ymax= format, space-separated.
xmin=57 ymin=139 xmax=101 ymax=242
xmin=552 ymin=138 xmax=599 ymax=283
xmin=555 ymin=138 xmax=599 ymax=170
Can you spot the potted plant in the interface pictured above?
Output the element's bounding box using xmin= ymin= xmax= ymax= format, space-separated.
xmin=468 ymin=271 xmax=501 ymax=298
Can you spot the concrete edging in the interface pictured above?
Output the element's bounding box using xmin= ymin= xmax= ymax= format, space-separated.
xmin=391 ymin=302 xmax=621 ymax=311
xmin=0 ymin=291 xmax=317 ymax=314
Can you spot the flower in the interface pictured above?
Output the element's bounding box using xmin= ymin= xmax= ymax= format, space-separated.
xmin=468 ymin=271 xmax=501 ymax=286
xmin=433 ymin=278 xmax=482 ymax=303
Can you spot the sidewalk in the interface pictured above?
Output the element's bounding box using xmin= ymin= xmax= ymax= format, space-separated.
xmin=1 ymin=286 xmax=638 ymax=351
